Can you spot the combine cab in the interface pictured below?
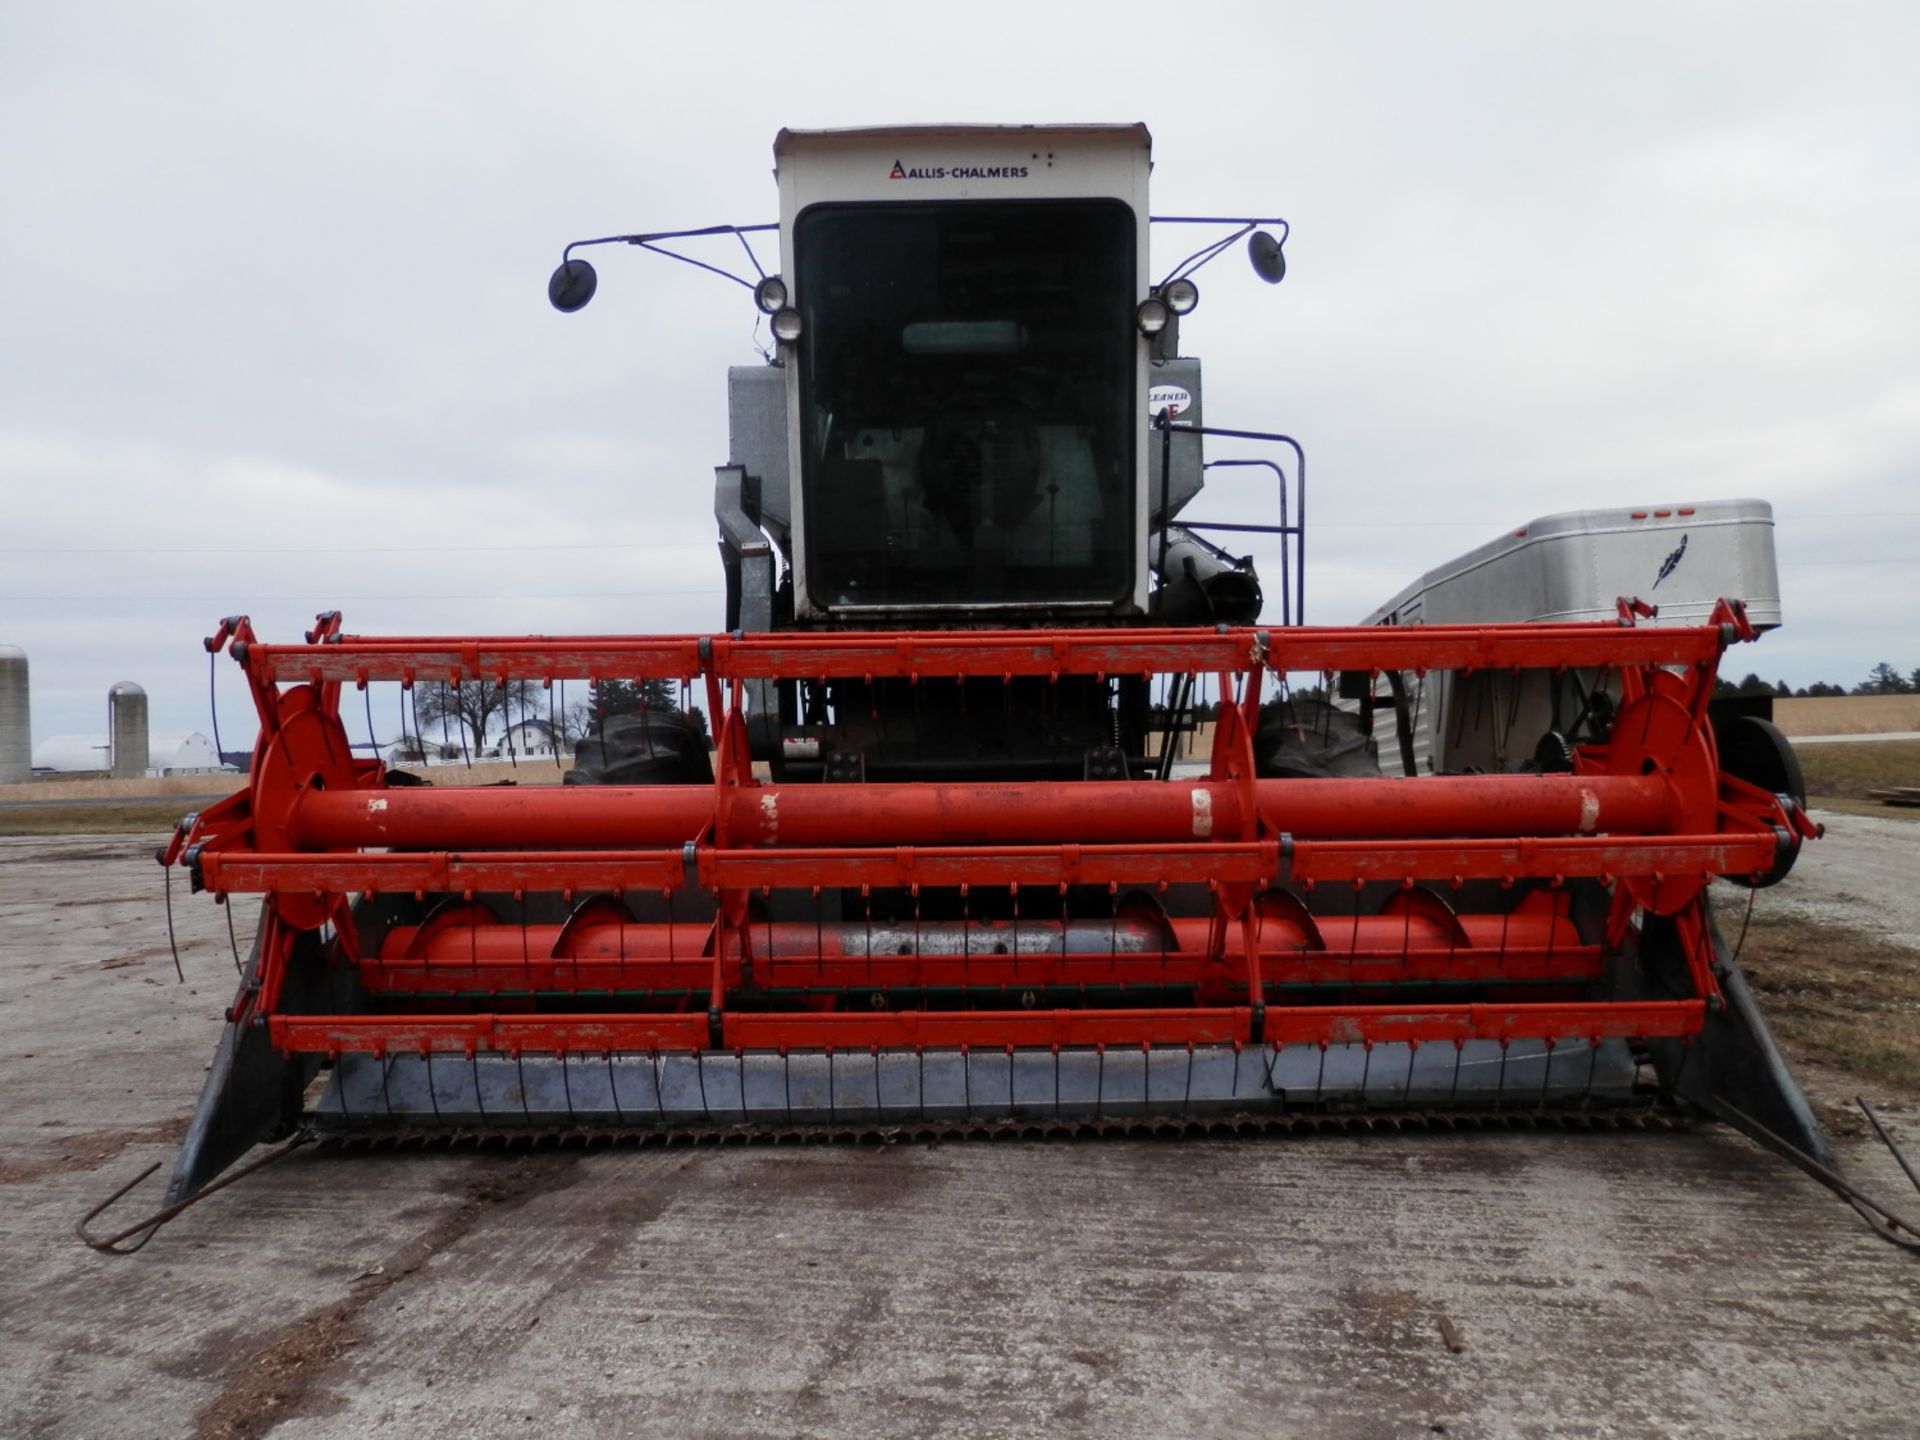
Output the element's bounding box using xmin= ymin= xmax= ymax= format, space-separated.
xmin=154 ymin=125 xmax=1828 ymax=1207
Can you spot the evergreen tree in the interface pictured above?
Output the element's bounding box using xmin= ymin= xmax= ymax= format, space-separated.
xmin=1860 ymin=662 xmax=1911 ymax=695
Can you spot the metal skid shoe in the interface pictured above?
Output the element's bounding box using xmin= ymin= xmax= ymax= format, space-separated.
xmin=141 ymin=603 xmax=1836 ymax=1217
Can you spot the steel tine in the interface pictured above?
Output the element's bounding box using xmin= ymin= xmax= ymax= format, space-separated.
xmin=472 ymin=1051 xmax=489 ymax=1126
xmin=650 ymin=1049 xmax=664 ymax=1121
xmin=1545 ymin=881 xmax=1561 ymax=973
xmin=1445 ymin=884 xmax=1460 ymax=976
xmin=505 ymin=675 xmax=518 ymax=770
xmin=608 ymin=1052 xmax=627 ymax=1127
xmin=515 ymin=1053 xmax=533 ymax=1126
xmin=572 ymin=889 xmax=583 ymax=996
xmin=162 ymin=864 xmax=185 ymax=983
xmin=961 ymin=884 xmax=971 ymax=995
xmin=224 ymin=899 xmax=242 ymax=977
xmin=409 ymin=681 xmax=426 ymax=772
xmin=1401 ymin=888 xmax=1412 ymax=982
xmin=425 ymin=1050 xmax=441 ymax=1123
xmin=521 ymin=890 xmax=533 ymax=998
xmin=617 ymin=890 xmax=629 ymax=999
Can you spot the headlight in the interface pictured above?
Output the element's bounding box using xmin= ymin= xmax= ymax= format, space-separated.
xmin=771 ymin=307 xmax=804 ymax=343
xmin=754 ymin=275 xmax=788 ymax=314
xmin=1161 ymin=277 xmax=1199 ymax=315
xmin=1135 ymin=297 xmax=1170 ymax=337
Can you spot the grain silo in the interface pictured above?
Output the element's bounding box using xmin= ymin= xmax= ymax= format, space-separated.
xmin=108 ymin=681 xmax=150 ymax=780
xmin=0 ymin=645 xmax=28 ymax=783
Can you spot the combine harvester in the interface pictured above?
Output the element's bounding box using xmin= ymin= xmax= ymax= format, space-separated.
xmin=91 ymin=125 xmax=1918 ymax=1249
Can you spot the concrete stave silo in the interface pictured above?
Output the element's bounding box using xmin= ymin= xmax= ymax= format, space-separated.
xmin=108 ymin=681 xmax=149 ymax=780
xmin=0 ymin=645 xmax=27 ymax=783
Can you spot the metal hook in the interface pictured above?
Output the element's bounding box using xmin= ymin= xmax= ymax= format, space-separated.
xmin=77 ymin=1136 xmax=311 ymax=1255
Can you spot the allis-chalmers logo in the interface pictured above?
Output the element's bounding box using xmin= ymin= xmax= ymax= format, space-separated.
xmin=889 ymin=158 xmax=1031 ymax=180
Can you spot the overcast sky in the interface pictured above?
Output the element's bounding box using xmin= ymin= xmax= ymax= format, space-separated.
xmin=3 ymin=2 xmax=1915 ymax=747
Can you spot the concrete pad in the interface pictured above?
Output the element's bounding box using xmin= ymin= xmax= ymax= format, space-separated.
xmin=3 ymin=834 xmax=1918 ymax=1439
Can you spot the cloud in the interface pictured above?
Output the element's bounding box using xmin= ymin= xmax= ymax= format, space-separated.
xmin=2 ymin=2 xmax=1915 ymax=745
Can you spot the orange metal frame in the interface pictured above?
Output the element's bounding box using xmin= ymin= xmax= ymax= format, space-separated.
xmin=167 ymin=602 xmax=1809 ymax=1066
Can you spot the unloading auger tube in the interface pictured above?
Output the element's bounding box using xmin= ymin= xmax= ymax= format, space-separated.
xmin=128 ymin=597 xmax=1845 ymax=1210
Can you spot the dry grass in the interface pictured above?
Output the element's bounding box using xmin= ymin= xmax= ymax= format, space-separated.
xmin=1802 ymin=795 xmax=1920 ymax=824
xmin=1738 ymin=910 xmax=1920 ymax=1093
xmin=0 ymin=773 xmax=246 ymax=804
xmin=1774 ymin=694 xmax=1920 ymax=737
xmin=0 ymin=758 xmax=571 ymax=835
xmin=0 ymin=800 xmax=197 ymax=837
xmin=1795 ymin=739 xmax=1920 ymax=801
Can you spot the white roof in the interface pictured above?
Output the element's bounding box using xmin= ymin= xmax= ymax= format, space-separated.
xmin=32 ymin=730 xmax=230 ymax=772
xmin=32 ymin=734 xmax=110 ymax=771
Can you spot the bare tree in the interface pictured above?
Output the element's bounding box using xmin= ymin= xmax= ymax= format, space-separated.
xmin=413 ymin=679 xmax=547 ymax=754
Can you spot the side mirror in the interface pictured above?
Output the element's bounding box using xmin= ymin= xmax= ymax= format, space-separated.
xmin=548 ymin=258 xmax=598 ymax=313
xmin=1248 ymin=231 xmax=1287 ymax=285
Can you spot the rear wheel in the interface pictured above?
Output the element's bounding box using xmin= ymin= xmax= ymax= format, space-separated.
xmin=567 ymin=711 xmax=714 ymax=786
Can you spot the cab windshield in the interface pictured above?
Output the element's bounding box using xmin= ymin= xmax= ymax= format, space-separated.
xmin=795 ymin=200 xmax=1136 ymax=611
